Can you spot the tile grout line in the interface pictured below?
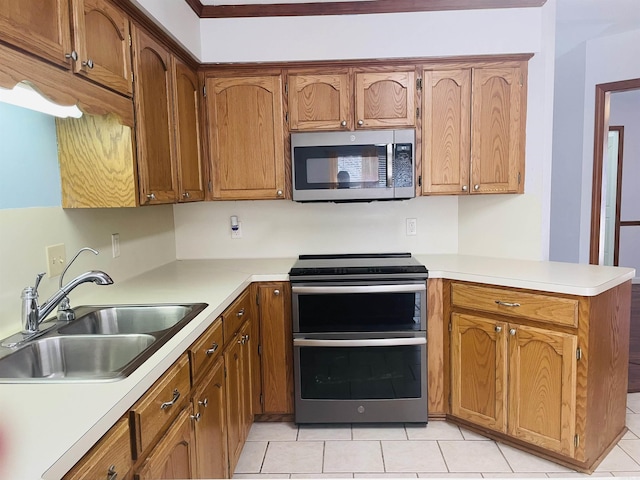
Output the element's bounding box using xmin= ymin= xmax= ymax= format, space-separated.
xmin=379 ymin=439 xmax=386 ymax=473
xmin=436 ymin=440 xmax=452 ymax=473
xmin=495 ymin=441 xmax=516 ymax=474
xmin=258 ymin=440 xmax=269 ymax=474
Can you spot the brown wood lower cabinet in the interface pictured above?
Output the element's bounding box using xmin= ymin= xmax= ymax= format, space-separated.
xmin=447 ymin=280 xmax=631 ymax=473
xmin=135 ymin=406 xmax=197 ymax=479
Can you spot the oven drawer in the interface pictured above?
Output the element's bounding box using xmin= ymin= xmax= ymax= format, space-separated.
xmin=451 ymin=282 xmax=579 ymax=327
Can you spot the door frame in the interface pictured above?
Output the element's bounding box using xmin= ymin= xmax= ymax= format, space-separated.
xmin=609 ymin=126 xmax=625 ymax=266
xmin=589 ymin=78 xmax=640 ymax=265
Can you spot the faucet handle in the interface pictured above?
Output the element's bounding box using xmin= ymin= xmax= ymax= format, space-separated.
xmin=33 ymin=272 xmax=46 ymax=294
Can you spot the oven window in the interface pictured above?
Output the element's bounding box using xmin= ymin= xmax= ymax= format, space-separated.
xmin=294 ymin=145 xmax=387 ymax=190
xmin=298 ymin=345 xmax=422 ymax=400
xmin=297 ymin=291 xmax=422 ymax=332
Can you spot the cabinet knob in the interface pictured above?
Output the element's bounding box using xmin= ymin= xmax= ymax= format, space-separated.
xmin=340 ymin=120 xmax=347 ymax=127
xmin=205 ymin=343 xmax=218 ymax=356
xmin=191 ymin=412 xmax=202 ymax=422
xmin=277 ymin=190 xmax=283 ymax=197
xmin=474 ymin=184 xmax=480 ymax=191
xmin=509 ymin=328 xmax=516 ymax=336
xmin=462 ymin=185 xmax=468 ymax=192
xmin=146 ymin=193 xmax=156 ymax=201
xmin=274 ymin=289 xmax=280 ymax=296
xmin=236 ymin=308 xmax=245 ymax=317
xmin=198 ymin=398 xmax=209 ymax=408
xmin=65 ymin=51 xmax=78 ymax=61
xmin=82 ymin=59 xmax=94 ymax=69
xmin=182 ymin=192 xmax=190 ymax=199
xmin=495 ymin=326 xmax=502 ymax=333
xmin=107 ymin=465 xmax=118 ymax=480
xmin=357 ymin=119 xmax=364 ymax=126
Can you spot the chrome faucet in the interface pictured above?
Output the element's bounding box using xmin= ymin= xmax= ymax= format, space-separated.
xmin=21 ymin=270 xmax=113 ymax=334
xmin=57 ymin=247 xmax=99 ymax=321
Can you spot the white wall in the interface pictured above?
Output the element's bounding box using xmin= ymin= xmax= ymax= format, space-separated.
xmin=174 ymin=197 xmax=457 ymax=259
xmin=174 ymin=4 xmax=555 ymax=261
xmin=0 ymin=206 xmax=176 ymax=339
xmin=610 ymin=89 xmax=640 ymax=281
xmin=130 ymin=0 xmax=202 ymax=60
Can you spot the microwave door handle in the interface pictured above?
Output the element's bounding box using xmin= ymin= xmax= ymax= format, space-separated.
xmin=386 ymin=143 xmax=393 ymax=188
xmin=294 ymin=337 xmax=427 ymax=348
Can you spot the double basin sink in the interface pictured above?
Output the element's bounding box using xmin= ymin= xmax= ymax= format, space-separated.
xmin=0 ymin=303 xmax=207 ymax=382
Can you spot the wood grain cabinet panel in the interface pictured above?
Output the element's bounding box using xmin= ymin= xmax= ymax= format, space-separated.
xmin=0 ymin=0 xmax=72 ymax=69
xmin=471 ymin=66 xmax=525 ymax=193
xmin=206 ymin=74 xmax=286 ymax=200
xmin=355 ymin=70 xmax=416 ymax=128
xmin=173 ymin=58 xmax=205 ymax=202
xmin=288 ymin=71 xmax=352 ymax=130
xmin=70 ymin=0 xmax=132 ymax=96
xmin=62 ymin=416 xmax=133 ymax=480
xmin=132 ymin=25 xmax=178 ymax=205
xmin=192 ymin=356 xmax=228 ymax=479
xmin=258 ymin=282 xmax=294 ymax=414
xmin=422 ymin=62 xmax=527 ymax=195
xmin=135 ymin=406 xmax=196 ymax=480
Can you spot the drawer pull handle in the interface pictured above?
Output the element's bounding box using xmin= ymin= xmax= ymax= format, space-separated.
xmin=160 ymin=389 xmax=181 ymax=410
xmin=191 ymin=412 xmax=201 ymax=422
xmin=199 ymin=398 xmax=208 ymax=408
xmin=205 ymin=343 xmax=219 ymax=356
xmin=107 ymin=465 xmax=117 ymax=480
xmin=495 ymin=300 xmax=521 ymax=308
xmin=236 ymin=308 xmax=245 ymax=317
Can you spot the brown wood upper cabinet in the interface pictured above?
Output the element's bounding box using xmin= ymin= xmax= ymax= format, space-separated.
xmin=421 ymin=62 xmax=527 ymax=195
xmin=206 ymin=73 xmax=286 ymax=200
xmin=0 ymin=0 xmax=132 ymax=96
xmin=287 ymin=67 xmax=416 ymax=131
xmin=132 ymin=26 xmax=205 ymax=205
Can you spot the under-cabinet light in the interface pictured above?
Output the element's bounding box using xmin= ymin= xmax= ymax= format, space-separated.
xmin=0 ymin=82 xmax=82 ymax=118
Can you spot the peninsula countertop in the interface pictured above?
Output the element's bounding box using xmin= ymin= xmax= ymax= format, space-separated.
xmin=0 ymin=255 xmax=634 ymax=479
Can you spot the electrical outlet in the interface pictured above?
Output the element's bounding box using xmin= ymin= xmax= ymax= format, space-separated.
xmin=111 ymin=233 xmax=120 ymax=258
xmin=406 ymin=218 xmax=417 ymax=236
xmin=46 ymin=243 xmax=66 ymax=277
xmin=231 ymin=222 xmax=243 ymax=239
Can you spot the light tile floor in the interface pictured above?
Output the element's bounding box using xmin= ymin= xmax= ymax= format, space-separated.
xmin=232 ymin=392 xmax=640 ymax=479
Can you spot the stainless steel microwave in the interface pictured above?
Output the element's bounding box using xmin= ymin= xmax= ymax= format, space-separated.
xmin=291 ymin=129 xmax=415 ymax=202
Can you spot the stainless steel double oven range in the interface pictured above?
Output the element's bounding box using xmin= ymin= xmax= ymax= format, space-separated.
xmin=289 ymin=253 xmax=429 ymax=424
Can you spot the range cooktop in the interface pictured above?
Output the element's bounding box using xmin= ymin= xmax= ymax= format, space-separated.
xmin=289 ymin=253 xmax=428 ymax=280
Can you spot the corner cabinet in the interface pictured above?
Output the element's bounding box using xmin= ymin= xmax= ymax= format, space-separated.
xmin=447 ymin=280 xmax=631 ymax=473
xmin=205 ymin=73 xmax=286 ymax=200
xmin=422 ymin=61 xmax=527 ymax=195
xmin=287 ymin=67 xmax=416 ymax=131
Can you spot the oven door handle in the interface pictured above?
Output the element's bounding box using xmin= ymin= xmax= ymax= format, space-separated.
xmin=294 ymin=337 xmax=426 ymax=347
xmin=291 ymin=284 xmax=425 ymax=294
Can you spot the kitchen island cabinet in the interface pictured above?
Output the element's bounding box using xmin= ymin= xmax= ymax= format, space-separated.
xmin=447 ymin=279 xmax=631 ymax=473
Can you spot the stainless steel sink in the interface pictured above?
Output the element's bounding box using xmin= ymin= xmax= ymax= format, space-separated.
xmin=0 ymin=302 xmax=208 ymax=382
xmin=0 ymin=334 xmax=155 ymax=382
xmin=58 ymin=304 xmax=205 ymax=335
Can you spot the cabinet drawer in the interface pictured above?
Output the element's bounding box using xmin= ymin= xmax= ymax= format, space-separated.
xmin=63 ymin=416 xmax=132 ymax=480
xmin=130 ymin=354 xmax=191 ymax=458
xmin=190 ymin=317 xmax=223 ymax=381
xmin=223 ymin=289 xmax=251 ymax=344
xmin=451 ymin=282 xmax=579 ymax=327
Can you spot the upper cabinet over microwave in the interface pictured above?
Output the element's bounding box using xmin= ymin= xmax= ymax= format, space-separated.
xmin=287 ymin=68 xmax=417 ymax=131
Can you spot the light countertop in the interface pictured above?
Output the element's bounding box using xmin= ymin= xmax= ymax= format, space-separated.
xmin=0 ymin=255 xmax=634 ymax=479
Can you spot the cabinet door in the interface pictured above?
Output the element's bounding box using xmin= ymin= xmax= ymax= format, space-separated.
xmin=451 ymin=313 xmax=507 ymax=433
xmin=258 ymin=283 xmax=294 ymax=414
xmin=422 ymin=69 xmax=471 ymax=195
xmin=70 ymin=0 xmax=132 ymax=96
xmin=173 ymin=58 xmax=205 ymax=202
xmin=354 ymin=70 xmax=416 ymax=128
xmin=288 ymin=71 xmax=352 ymax=130
xmin=135 ymin=407 xmax=196 ymax=480
xmin=507 ymin=323 xmax=577 ymax=457
xmin=0 ymin=0 xmax=72 ymax=68
xmin=207 ymin=74 xmax=285 ymax=200
xmin=192 ymin=357 xmax=228 ymax=479
xmin=470 ymin=66 xmax=524 ymax=193
xmin=132 ymin=26 xmax=178 ymax=205
xmin=225 ymin=332 xmax=245 ymax=473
